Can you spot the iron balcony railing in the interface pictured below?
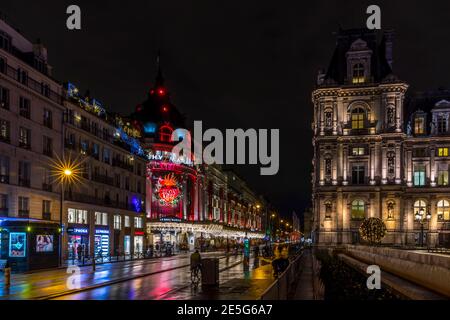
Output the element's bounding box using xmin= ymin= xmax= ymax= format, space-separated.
xmin=64 ymin=191 xmax=142 ymax=212
xmin=0 ymin=62 xmax=62 ymax=105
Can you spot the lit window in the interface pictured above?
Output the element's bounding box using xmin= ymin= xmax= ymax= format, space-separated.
xmin=352 ymin=147 xmax=365 ymax=156
xmin=414 ymin=164 xmax=426 ymax=186
xmin=95 ymin=212 xmax=108 ymax=226
xmin=114 ymin=215 xmax=122 ymax=230
xmin=351 ymin=200 xmax=365 ymax=220
xmin=438 ymin=147 xmax=449 ymax=157
xmin=414 ymin=117 xmax=425 ymax=134
xmin=134 ymin=217 xmax=143 ymax=228
xmin=352 ymin=63 xmax=365 ymax=84
xmin=351 ymin=108 xmax=365 ymax=129
xmin=437 ymin=200 xmax=450 ymax=221
xmin=68 ymin=208 xmax=88 ymax=224
xmin=414 ymin=200 xmax=427 ymax=216
xmin=124 ymin=216 xmax=130 ymax=227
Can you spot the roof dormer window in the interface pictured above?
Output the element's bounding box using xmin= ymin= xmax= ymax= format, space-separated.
xmin=414 ymin=116 xmax=425 ymax=135
xmin=352 ymin=63 xmax=365 ymax=84
xmin=437 ymin=115 xmax=448 ymax=134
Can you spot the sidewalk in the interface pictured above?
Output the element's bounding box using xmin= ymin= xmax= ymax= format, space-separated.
xmin=293 ymin=249 xmax=314 ymax=299
xmin=0 ymin=252 xmax=223 ymax=300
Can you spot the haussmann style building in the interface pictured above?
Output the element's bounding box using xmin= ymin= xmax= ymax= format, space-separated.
xmin=312 ymin=28 xmax=450 ymax=248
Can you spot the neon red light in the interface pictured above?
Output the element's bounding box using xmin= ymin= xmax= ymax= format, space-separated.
xmin=159 ymin=187 xmax=180 ymax=203
xmin=150 ymin=89 xmax=154 ymax=95
xmin=157 ymin=173 xmax=181 ymax=205
xmin=162 ymin=105 xmax=168 ymax=112
xmin=134 ymin=231 xmax=145 ymax=236
xmin=158 ymin=89 xmax=165 ymax=95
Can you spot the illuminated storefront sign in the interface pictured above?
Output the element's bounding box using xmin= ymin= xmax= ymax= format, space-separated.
xmin=148 ymin=150 xmax=193 ymax=166
xmin=134 ymin=231 xmax=145 ymax=236
xmin=159 ymin=217 xmax=182 ymax=222
xmin=95 ymin=229 xmax=109 ymax=235
xmin=67 ymin=227 xmax=89 ymax=235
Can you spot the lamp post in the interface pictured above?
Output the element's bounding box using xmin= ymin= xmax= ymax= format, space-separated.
xmin=270 ymin=213 xmax=276 ymax=243
xmin=415 ymin=207 xmax=431 ymax=247
xmin=59 ymin=168 xmax=72 ymax=266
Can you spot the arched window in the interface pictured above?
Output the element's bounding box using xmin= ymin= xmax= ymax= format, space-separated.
xmin=159 ymin=125 xmax=173 ymax=142
xmin=352 ymin=63 xmax=365 ymax=84
xmin=437 ymin=199 xmax=450 ymax=221
xmin=414 ymin=200 xmax=427 ymax=216
xmin=351 ymin=107 xmax=365 ymax=129
xmin=351 ymin=200 xmax=365 ymax=220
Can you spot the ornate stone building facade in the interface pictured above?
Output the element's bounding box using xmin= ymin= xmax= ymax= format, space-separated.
xmin=312 ymin=28 xmax=450 ymax=247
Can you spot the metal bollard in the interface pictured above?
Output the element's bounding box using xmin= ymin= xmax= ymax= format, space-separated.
xmin=4 ymin=267 xmax=11 ymax=286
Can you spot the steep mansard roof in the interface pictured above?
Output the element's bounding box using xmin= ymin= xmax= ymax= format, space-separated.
xmin=323 ymin=28 xmax=393 ymax=85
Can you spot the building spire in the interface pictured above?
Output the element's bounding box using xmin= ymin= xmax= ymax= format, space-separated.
xmin=155 ymin=50 xmax=164 ymax=87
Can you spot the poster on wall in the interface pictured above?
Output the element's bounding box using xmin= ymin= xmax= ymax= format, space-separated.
xmin=36 ymin=235 xmax=54 ymax=252
xmin=9 ymin=232 xmax=26 ymax=257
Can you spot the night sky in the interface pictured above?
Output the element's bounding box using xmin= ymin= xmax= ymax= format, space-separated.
xmin=3 ymin=0 xmax=450 ymax=218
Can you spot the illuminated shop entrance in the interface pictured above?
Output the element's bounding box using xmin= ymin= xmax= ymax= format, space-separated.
xmin=134 ymin=235 xmax=144 ymax=253
xmin=94 ymin=229 xmax=110 ymax=256
xmin=67 ymin=227 xmax=89 ymax=260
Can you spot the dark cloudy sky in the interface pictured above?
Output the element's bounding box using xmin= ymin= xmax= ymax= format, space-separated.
xmin=3 ymin=0 xmax=450 ymax=218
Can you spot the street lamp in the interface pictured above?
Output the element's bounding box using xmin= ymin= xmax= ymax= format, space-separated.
xmin=51 ymin=155 xmax=83 ymax=266
xmin=415 ymin=207 xmax=431 ymax=247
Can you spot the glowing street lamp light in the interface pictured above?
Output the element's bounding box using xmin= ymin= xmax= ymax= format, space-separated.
xmin=415 ymin=207 xmax=431 ymax=247
xmin=50 ymin=154 xmax=84 ymax=266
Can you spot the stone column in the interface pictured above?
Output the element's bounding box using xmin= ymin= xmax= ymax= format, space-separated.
xmin=145 ymin=170 xmax=152 ymax=219
xmin=333 ymin=101 xmax=338 ymax=135
xmin=395 ymin=144 xmax=402 ymax=184
xmin=319 ymin=147 xmax=325 ymax=185
xmin=182 ymin=176 xmax=188 ymax=220
xmin=370 ymin=144 xmax=375 ymax=184
xmin=381 ymin=146 xmax=387 ymax=184
xmin=343 ymin=146 xmax=348 ymax=185
xmin=395 ymin=95 xmax=402 ymax=132
xmin=193 ymin=178 xmax=199 ymax=221
xmin=429 ymin=197 xmax=438 ymax=246
xmin=319 ymin=102 xmax=324 ymax=136
xmin=406 ymin=148 xmax=413 ymax=187
xmin=430 ymin=145 xmax=436 ymax=187
xmin=332 ymin=147 xmax=338 ymax=185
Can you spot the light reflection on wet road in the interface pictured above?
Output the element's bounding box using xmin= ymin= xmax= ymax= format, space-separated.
xmin=0 ymin=252 xmax=223 ymax=300
xmin=55 ymin=254 xmax=245 ymax=300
